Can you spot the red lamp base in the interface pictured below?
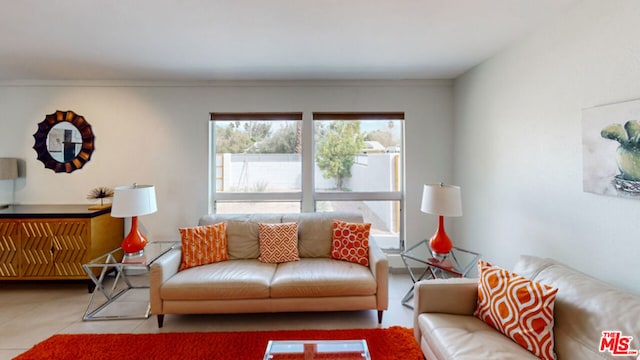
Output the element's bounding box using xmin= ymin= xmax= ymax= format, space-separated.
xmin=121 ymin=216 xmax=148 ymax=255
xmin=429 ymin=215 xmax=453 ymax=256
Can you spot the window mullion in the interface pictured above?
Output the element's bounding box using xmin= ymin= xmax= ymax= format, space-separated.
xmin=215 ymin=192 xmax=302 ymax=202
xmin=301 ymin=112 xmax=314 ymax=212
xmin=314 ymin=192 xmax=402 ymax=201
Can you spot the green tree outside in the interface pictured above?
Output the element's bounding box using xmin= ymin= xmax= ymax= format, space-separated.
xmin=215 ymin=121 xmax=300 ymax=154
xmin=315 ymin=121 xmax=364 ymax=190
xmin=258 ymin=123 xmax=298 ymax=153
xmin=216 ymin=120 xmax=365 ymax=191
xmin=215 ymin=122 xmax=254 ymax=153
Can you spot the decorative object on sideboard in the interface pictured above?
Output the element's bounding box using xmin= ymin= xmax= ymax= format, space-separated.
xmin=87 ymin=186 xmax=114 ymax=210
xmin=0 ymin=158 xmax=19 ymax=209
xmin=111 ymin=184 xmax=157 ymax=255
xmin=33 ymin=110 xmax=95 ymax=173
xmin=420 ymin=183 xmax=462 ymax=257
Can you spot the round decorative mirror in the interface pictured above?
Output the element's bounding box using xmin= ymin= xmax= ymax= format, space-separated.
xmin=33 ymin=110 xmax=95 ymax=173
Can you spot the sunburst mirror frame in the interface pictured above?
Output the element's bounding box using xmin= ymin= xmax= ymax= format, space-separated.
xmin=33 ymin=110 xmax=95 ymax=173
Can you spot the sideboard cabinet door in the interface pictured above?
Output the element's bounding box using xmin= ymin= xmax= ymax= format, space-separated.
xmin=21 ymin=220 xmax=56 ymax=277
xmin=51 ymin=220 xmax=89 ymax=277
xmin=0 ymin=220 xmax=20 ymax=277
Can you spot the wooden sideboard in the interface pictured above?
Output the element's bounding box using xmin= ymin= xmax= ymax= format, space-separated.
xmin=0 ymin=205 xmax=123 ymax=280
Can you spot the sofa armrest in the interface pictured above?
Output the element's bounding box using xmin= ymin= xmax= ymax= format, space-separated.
xmin=149 ymin=247 xmax=182 ymax=315
xmin=369 ymin=240 xmax=389 ymax=311
xmin=413 ymin=278 xmax=479 ymax=343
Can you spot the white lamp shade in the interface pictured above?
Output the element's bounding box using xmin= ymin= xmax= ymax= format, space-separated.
xmin=421 ymin=183 xmax=462 ymax=217
xmin=0 ymin=158 xmax=18 ymax=180
xmin=111 ymin=184 xmax=157 ymax=218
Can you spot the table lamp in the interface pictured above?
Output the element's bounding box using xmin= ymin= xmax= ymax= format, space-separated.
xmin=111 ymin=184 xmax=157 ymax=255
xmin=421 ymin=183 xmax=462 ymax=256
xmin=0 ymin=158 xmax=19 ymax=209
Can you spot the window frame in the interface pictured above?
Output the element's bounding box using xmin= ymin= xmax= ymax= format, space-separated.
xmin=210 ymin=112 xmax=304 ymax=211
xmin=312 ymin=112 xmax=405 ymax=250
xmin=210 ymin=111 xmax=405 ymax=250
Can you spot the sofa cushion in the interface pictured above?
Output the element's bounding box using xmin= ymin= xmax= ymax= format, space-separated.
xmin=511 ymin=255 xmax=559 ymax=280
xmin=178 ymin=223 xmax=229 ymax=271
xmin=330 ymin=220 xmax=370 ymax=266
xmin=270 ymin=258 xmax=376 ymax=298
xmin=199 ymin=214 xmax=282 ymax=259
xmin=418 ymin=313 xmax=540 ymax=360
xmin=528 ymin=259 xmax=640 ymax=360
xmin=161 ymin=259 xmax=276 ymax=300
xmin=475 ymin=260 xmax=558 ymax=360
xmin=258 ymin=222 xmax=300 ymax=263
xmin=283 ymin=212 xmax=364 ymax=258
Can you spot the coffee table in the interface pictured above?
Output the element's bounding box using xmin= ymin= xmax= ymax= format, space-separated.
xmin=82 ymin=241 xmax=178 ymax=321
xmin=263 ymin=339 xmax=370 ymax=360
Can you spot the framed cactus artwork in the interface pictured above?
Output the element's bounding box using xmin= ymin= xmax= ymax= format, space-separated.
xmin=583 ymin=98 xmax=640 ymax=198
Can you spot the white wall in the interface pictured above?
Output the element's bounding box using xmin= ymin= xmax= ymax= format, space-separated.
xmin=453 ymin=0 xmax=640 ymax=293
xmin=0 ymin=81 xmax=453 ymax=261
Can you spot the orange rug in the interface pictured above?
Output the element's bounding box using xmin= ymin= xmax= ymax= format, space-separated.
xmin=15 ymin=326 xmax=422 ymax=360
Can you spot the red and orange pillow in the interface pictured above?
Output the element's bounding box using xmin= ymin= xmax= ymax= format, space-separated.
xmin=179 ymin=219 xmax=372 ymax=269
xmin=475 ymin=259 xmax=558 ymax=360
xmin=330 ymin=220 xmax=371 ymax=266
xmin=258 ymin=222 xmax=300 ymax=263
xmin=179 ymin=223 xmax=229 ymax=271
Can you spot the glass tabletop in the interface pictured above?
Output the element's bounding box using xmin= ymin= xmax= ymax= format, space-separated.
xmin=264 ymin=340 xmax=370 ymax=360
xmin=399 ymin=241 xmax=480 ymax=308
xmin=401 ymin=240 xmax=479 ymax=277
xmin=86 ymin=241 xmax=179 ymax=268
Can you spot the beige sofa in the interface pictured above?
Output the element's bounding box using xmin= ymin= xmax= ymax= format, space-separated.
xmin=150 ymin=212 xmax=388 ymax=328
xmin=414 ymin=255 xmax=640 ymax=359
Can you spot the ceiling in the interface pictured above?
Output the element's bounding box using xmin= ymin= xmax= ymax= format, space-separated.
xmin=0 ymin=0 xmax=579 ymax=82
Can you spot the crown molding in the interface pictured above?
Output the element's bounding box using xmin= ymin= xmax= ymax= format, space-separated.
xmin=0 ymin=79 xmax=452 ymax=88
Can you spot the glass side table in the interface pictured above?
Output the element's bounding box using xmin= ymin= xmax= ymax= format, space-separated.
xmin=82 ymin=241 xmax=179 ymax=321
xmin=400 ymin=240 xmax=480 ymax=308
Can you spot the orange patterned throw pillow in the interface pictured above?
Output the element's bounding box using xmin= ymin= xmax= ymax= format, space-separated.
xmin=179 ymin=223 xmax=228 ymax=271
xmin=474 ymin=260 xmax=558 ymax=360
xmin=258 ymin=222 xmax=300 ymax=263
xmin=330 ymin=220 xmax=370 ymax=266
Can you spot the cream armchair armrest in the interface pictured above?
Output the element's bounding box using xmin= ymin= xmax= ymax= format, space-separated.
xmin=368 ymin=239 xmax=389 ymax=322
xmin=149 ymin=247 xmax=182 ymax=316
xmin=413 ymin=278 xmax=479 ymax=343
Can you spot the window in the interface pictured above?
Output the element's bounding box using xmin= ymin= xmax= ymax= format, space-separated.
xmin=210 ymin=111 xmax=405 ymax=250
xmin=210 ymin=112 xmax=303 ymax=212
xmin=313 ymin=113 xmax=404 ymax=250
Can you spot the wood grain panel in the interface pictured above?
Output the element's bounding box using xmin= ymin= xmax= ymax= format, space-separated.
xmin=21 ymin=221 xmax=54 ymax=277
xmin=0 ymin=221 xmax=19 ymax=277
xmin=53 ymin=220 xmax=88 ymax=276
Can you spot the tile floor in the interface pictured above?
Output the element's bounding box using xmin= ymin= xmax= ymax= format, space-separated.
xmin=0 ymin=271 xmax=415 ymax=360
